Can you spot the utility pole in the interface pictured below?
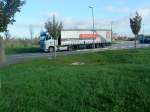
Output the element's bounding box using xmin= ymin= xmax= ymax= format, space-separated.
xmin=89 ymin=6 xmax=95 ymax=49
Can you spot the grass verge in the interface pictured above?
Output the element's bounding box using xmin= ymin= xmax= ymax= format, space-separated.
xmin=0 ymin=48 xmax=150 ymax=112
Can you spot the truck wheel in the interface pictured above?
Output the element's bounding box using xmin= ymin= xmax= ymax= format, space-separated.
xmin=48 ymin=47 xmax=54 ymax=53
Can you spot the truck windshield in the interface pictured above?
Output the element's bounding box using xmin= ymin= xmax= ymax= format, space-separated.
xmin=40 ymin=36 xmax=46 ymax=41
xmin=40 ymin=33 xmax=46 ymax=41
xmin=40 ymin=32 xmax=52 ymax=41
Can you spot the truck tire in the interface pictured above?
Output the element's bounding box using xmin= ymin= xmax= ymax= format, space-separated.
xmin=48 ymin=47 xmax=54 ymax=53
xmin=68 ymin=46 xmax=73 ymax=51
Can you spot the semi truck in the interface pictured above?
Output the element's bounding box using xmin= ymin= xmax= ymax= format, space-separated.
xmin=40 ymin=29 xmax=112 ymax=52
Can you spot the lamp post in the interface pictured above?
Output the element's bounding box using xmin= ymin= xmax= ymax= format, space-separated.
xmin=143 ymin=23 xmax=145 ymax=44
xmin=89 ymin=6 xmax=95 ymax=49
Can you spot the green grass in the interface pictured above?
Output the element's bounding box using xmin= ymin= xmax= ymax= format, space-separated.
xmin=0 ymin=48 xmax=150 ymax=112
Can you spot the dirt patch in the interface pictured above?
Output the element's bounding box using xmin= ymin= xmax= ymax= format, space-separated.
xmin=71 ymin=62 xmax=85 ymax=66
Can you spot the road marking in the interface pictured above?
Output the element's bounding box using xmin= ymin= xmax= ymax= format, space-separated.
xmin=121 ymin=46 xmax=128 ymax=49
xmin=112 ymin=47 xmax=118 ymax=49
xmin=103 ymin=48 xmax=109 ymax=50
xmin=129 ymin=46 xmax=134 ymax=48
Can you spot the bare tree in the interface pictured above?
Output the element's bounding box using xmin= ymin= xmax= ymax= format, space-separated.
xmin=29 ymin=25 xmax=34 ymax=41
xmin=130 ymin=12 xmax=142 ymax=48
xmin=45 ymin=15 xmax=63 ymax=57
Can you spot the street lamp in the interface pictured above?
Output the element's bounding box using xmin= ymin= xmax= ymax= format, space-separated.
xmin=143 ymin=23 xmax=145 ymax=44
xmin=89 ymin=6 xmax=95 ymax=49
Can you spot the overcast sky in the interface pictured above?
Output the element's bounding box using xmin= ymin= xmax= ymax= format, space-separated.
xmin=7 ymin=0 xmax=150 ymax=38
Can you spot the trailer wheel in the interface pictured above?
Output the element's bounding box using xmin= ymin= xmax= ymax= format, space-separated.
xmin=48 ymin=47 xmax=54 ymax=53
xmin=101 ymin=43 xmax=105 ymax=48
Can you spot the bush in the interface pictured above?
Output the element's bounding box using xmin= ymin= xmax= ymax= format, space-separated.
xmin=4 ymin=37 xmax=39 ymax=49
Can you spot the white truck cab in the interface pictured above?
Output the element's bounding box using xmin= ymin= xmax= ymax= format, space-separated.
xmin=39 ymin=32 xmax=57 ymax=52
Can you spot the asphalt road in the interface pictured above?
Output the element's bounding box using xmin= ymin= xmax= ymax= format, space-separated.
xmin=1 ymin=41 xmax=150 ymax=67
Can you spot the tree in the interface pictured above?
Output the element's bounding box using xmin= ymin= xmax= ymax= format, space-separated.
xmin=0 ymin=0 xmax=25 ymax=63
xmin=130 ymin=12 xmax=142 ymax=48
xmin=45 ymin=15 xmax=63 ymax=57
xmin=0 ymin=0 xmax=25 ymax=32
